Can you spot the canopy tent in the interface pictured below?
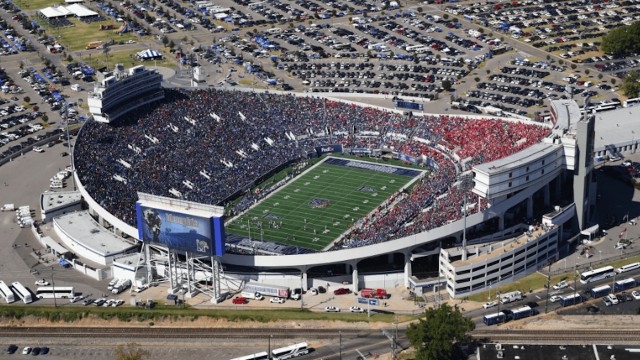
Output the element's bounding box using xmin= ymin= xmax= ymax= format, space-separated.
xmin=39 ymin=6 xmax=72 ymax=18
xmin=39 ymin=4 xmax=98 ymax=18
xmin=65 ymin=3 xmax=98 ymax=17
xmin=136 ymin=49 xmax=163 ymax=60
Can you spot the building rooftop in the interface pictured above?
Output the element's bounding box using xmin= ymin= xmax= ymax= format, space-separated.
xmin=550 ymin=99 xmax=581 ymax=131
xmin=473 ymin=142 xmax=559 ymax=175
xmin=449 ymin=226 xmax=551 ymax=267
xmin=137 ymin=192 xmax=224 ymax=218
xmin=53 ymin=211 xmax=137 ymax=256
xmin=593 ymin=106 xmax=640 ymax=150
xmin=41 ymin=190 xmax=82 ymax=213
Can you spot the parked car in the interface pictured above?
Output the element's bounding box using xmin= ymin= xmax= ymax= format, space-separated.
xmin=270 ymin=297 xmax=285 ymax=304
xmin=70 ymin=295 xmax=85 ymax=303
xmin=632 ymin=290 xmax=640 ymax=300
xmin=325 ymin=306 xmax=340 ymax=312
xmin=483 ymin=301 xmax=497 ymax=309
xmin=333 ymin=288 xmax=351 ymax=295
xmin=232 ymin=297 xmax=247 ymax=304
xmin=349 ymin=306 xmax=365 ymax=313
xmin=22 ymin=347 xmax=32 ymax=355
xmin=606 ymin=294 xmax=619 ymax=305
xmin=549 ymin=295 xmax=562 ymax=303
xmin=31 ymin=347 xmax=41 ymax=356
xmin=602 ymin=296 xmax=613 ymax=307
xmin=35 ymin=279 xmax=49 ymax=286
xmin=40 ymin=347 xmax=49 ymax=355
xmin=553 ymin=280 xmax=568 ymax=290
xmin=6 ymin=344 xmax=18 ymax=354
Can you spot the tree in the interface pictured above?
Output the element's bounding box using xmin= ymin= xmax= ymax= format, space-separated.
xmin=622 ymin=70 xmax=640 ymax=98
xmin=407 ymin=304 xmax=475 ymax=360
xmin=23 ymin=96 xmax=31 ymax=104
xmin=41 ymin=114 xmax=49 ymax=123
xmin=442 ymin=79 xmax=453 ymax=91
xmin=115 ymin=343 xmax=150 ymax=360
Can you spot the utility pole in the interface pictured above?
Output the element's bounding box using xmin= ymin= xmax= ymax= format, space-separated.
xmin=51 ymin=266 xmax=57 ymax=308
xmin=339 ymin=331 xmax=342 ymax=360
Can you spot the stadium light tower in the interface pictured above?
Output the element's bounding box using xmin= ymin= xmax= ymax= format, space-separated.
xmin=458 ymin=172 xmax=474 ymax=261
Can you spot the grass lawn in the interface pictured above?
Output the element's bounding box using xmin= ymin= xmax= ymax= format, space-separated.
xmin=226 ymin=157 xmax=423 ymax=251
xmin=13 ymin=0 xmax=59 ymax=11
xmin=80 ymin=49 xmax=176 ymax=70
xmin=466 ymin=255 xmax=640 ymax=302
xmin=0 ymin=304 xmax=410 ymax=323
xmin=35 ymin=17 xmax=138 ymax=51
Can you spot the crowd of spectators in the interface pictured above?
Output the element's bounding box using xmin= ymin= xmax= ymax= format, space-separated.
xmin=74 ymin=88 xmax=549 ymax=251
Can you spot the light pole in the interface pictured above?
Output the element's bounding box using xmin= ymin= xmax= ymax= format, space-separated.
xmin=458 ymin=173 xmax=474 ymax=260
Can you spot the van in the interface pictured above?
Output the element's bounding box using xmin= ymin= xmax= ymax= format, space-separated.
xmin=50 ymin=180 xmax=63 ymax=189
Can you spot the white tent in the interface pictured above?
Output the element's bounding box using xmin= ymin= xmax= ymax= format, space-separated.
xmin=39 ymin=6 xmax=72 ymax=18
xmin=65 ymin=3 xmax=98 ymax=17
xmin=136 ymin=49 xmax=163 ymax=60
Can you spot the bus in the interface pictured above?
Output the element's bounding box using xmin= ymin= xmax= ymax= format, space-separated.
xmin=229 ymin=352 xmax=270 ymax=360
xmin=559 ymin=293 xmax=583 ymax=307
xmin=483 ymin=312 xmax=506 ymax=326
xmin=271 ymin=342 xmax=310 ymax=360
xmin=11 ymin=282 xmax=33 ymax=304
xmin=510 ymin=305 xmax=535 ymax=321
xmin=613 ymin=278 xmax=636 ymax=292
xmin=623 ymin=97 xmax=640 ymax=108
xmin=616 ymin=262 xmax=640 ymax=274
xmin=0 ymin=281 xmax=15 ymax=304
xmin=36 ymin=286 xmax=74 ymax=299
xmin=580 ymin=266 xmax=616 ymax=284
xmin=590 ymin=284 xmax=611 ymax=298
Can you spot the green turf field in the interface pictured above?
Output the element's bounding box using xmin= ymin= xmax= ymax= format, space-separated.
xmin=225 ymin=158 xmax=423 ymax=251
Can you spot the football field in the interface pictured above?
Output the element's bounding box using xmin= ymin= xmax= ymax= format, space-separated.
xmin=225 ymin=157 xmax=424 ymax=251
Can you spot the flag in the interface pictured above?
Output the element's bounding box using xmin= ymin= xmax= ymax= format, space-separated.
xmin=238 ymin=112 xmax=246 ymax=121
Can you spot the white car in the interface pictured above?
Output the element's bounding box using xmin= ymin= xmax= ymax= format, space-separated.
xmin=553 ymin=280 xmax=569 ymax=290
xmin=606 ymin=294 xmax=619 ymax=305
xmin=22 ymin=347 xmax=32 ymax=355
xmin=549 ymin=295 xmax=562 ymax=303
xmin=70 ymin=295 xmax=85 ymax=303
xmin=35 ymin=279 xmax=49 ymax=286
xmin=134 ymin=284 xmax=149 ymax=293
xmin=632 ymin=291 xmax=640 ymax=300
xmin=33 ymin=147 xmax=44 ymax=153
xmin=483 ymin=301 xmax=498 ymax=309
xmin=112 ymin=299 xmax=125 ymax=307
xmin=349 ymin=306 xmax=365 ymax=313
xmin=270 ymin=297 xmax=285 ymax=304
xmin=325 ymin=306 xmax=340 ymax=312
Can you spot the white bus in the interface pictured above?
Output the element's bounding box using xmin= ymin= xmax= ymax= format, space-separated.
xmin=623 ymin=97 xmax=640 ymax=108
xmin=11 ymin=282 xmax=33 ymax=304
xmin=271 ymin=342 xmax=310 ymax=360
xmin=580 ymin=266 xmax=616 ymax=284
xmin=0 ymin=281 xmax=15 ymax=303
xmin=36 ymin=286 xmax=74 ymax=299
xmin=616 ymin=262 xmax=640 ymax=274
xmin=229 ymin=352 xmax=270 ymax=360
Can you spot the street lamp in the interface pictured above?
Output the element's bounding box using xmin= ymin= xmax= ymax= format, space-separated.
xmin=51 ymin=266 xmax=57 ymax=308
xmin=458 ymin=172 xmax=474 ymax=261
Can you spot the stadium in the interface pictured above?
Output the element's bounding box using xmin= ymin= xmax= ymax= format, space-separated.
xmin=65 ymin=65 xmax=596 ymax=298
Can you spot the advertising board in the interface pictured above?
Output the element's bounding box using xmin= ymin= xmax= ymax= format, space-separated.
xmin=394 ymin=100 xmax=424 ymax=111
xmin=136 ymin=203 xmax=224 ymax=256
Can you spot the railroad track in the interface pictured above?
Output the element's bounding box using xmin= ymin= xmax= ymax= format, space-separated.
xmin=0 ymin=327 xmax=372 ymax=339
xmin=472 ymin=329 xmax=640 ymax=344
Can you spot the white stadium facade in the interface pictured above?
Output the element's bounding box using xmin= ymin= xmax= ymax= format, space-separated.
xmin=45 ymin=65 xmax=639 ymax=300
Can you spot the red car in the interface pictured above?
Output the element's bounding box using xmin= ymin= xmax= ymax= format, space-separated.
xmin=232 ymin=297 xmax=247 ymax=304
xmin=333 ymin=288 xmax=351 ymax=295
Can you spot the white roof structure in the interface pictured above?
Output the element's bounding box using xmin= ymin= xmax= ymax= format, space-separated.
xmin=593 ymin=106 xmax=640 ymax=150
xmin=65 ymin=0 xmax=84 ymax=3
xmin=40 ymin=6 xmax=72 ymax=18
xmin=39 ymin=3 xmax=98 ymax=18
xmin=65 ymin=3 xmax=98 ymax=17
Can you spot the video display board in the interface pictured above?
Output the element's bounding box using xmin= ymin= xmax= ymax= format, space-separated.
xmin=394 ymin=100 xmax=424 ymax=111
xmin=136 ymin=203 xmax=225 ymax=256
